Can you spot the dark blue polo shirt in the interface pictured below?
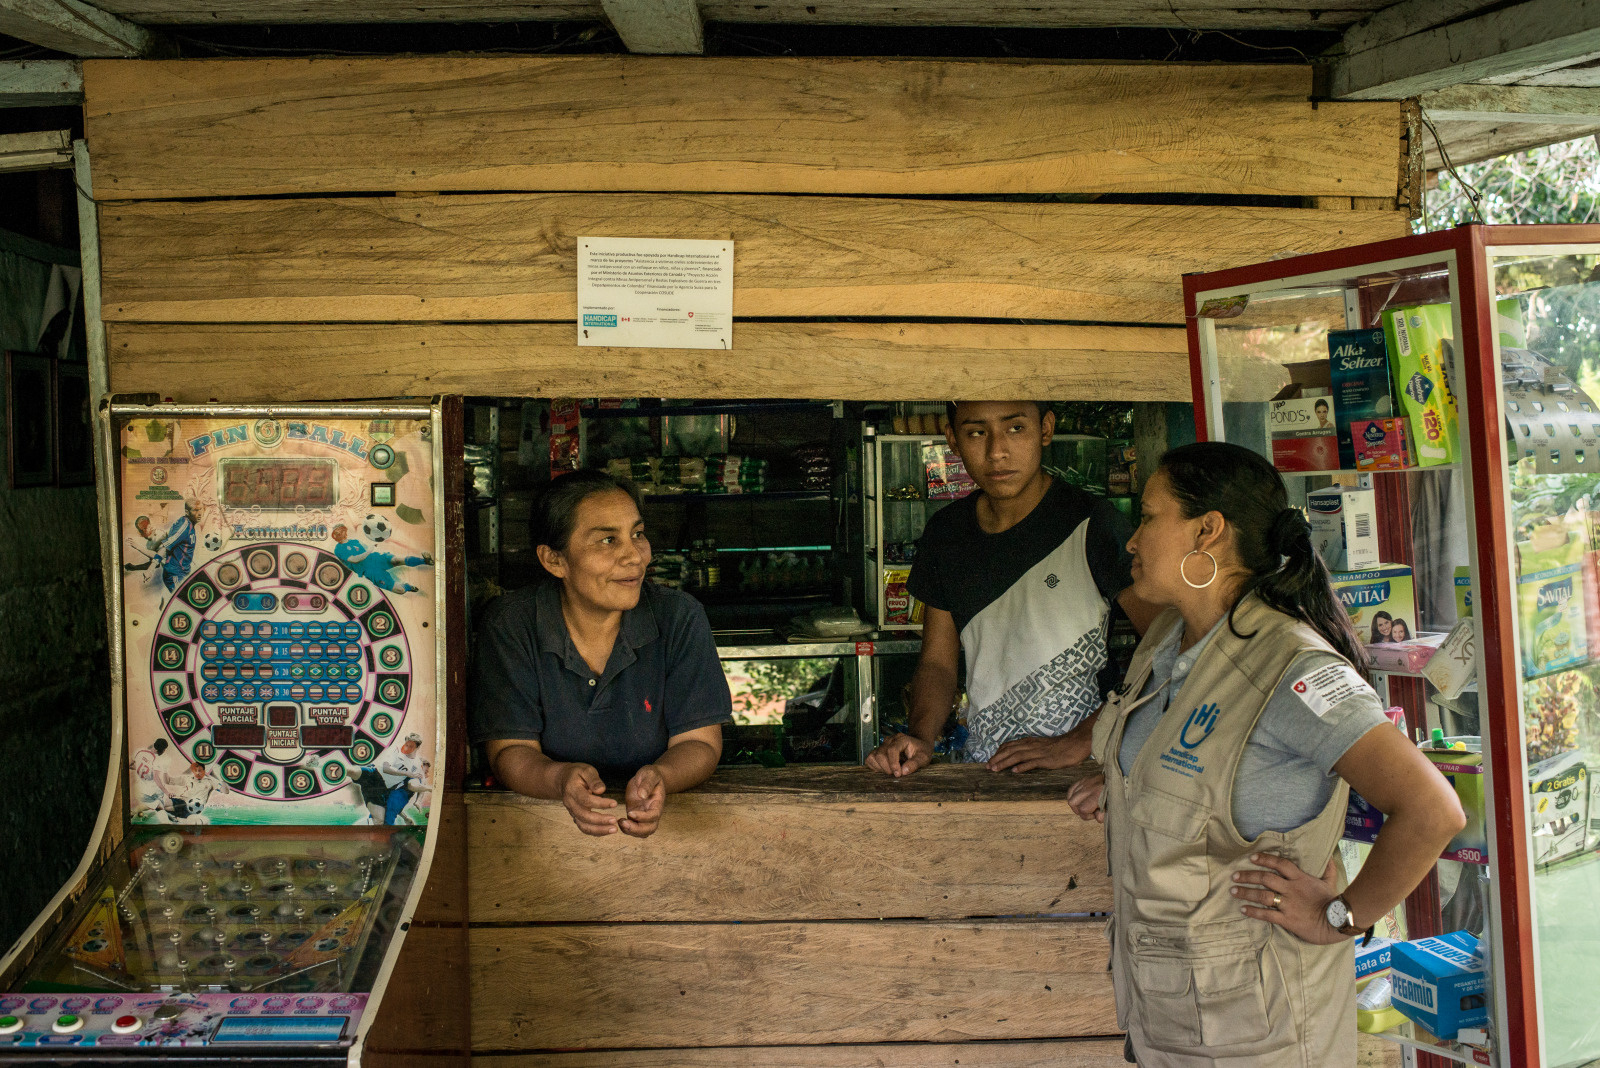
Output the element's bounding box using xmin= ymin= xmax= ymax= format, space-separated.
xmin=471 ymin=581 xmax=733 ymax=783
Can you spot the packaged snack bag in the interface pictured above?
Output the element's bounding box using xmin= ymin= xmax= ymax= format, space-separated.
xmin=1517 ymin=523 xmax=1589 ymax=676
xmin=1383 ymin=303 xmax=1461 ymax=467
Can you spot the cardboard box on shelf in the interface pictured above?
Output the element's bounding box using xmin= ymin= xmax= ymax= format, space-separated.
xmin=1384 ymin=304 xmax=1461 ymax=467
xmin=1351 ymin=417 xmax=1412 ymax=471
xmin=1308 ymin=486 xmax=1379 ymax=572
xmin=1366 ymin=633 xmax=1445 ymax=674
xmin=1332 ymin=565 xmax=1416 ymax=645
xmin=1422 ymin=747 xmax=1488 ymax=865
xmin=1269 ymin=388 xmax=1340 ymax=472
xmin=1390 ymin=932 xmax=1488 ymax=1039
xmin=1329 ymin=327 xmax=1399 ymax=471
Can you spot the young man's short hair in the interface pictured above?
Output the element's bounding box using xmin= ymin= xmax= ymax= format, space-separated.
xmin=945 ymin=401 xmax=1052 ymax=424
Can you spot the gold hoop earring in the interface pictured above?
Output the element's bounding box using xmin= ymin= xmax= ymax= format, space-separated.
xmin=1181 ymin=550 xmax=1218 ymax=589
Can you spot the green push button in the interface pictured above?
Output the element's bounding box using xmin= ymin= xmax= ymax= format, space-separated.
xmin=0 ymin=1016 xmax=20 ymax=1035
xmin=52 ymin=1013 xmax=83 ymax=1033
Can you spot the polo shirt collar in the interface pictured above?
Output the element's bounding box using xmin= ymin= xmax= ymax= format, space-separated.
xmin=535 ymin=581 xmax=661 ymax=680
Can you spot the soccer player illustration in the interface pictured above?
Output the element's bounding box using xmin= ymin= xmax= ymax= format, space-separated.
xmin=143 ymin=499 xmax=203 ymax=601
xmin=129 ymin=737 xmax=185 ymax=820
xmin=399 ymin=759 xmax=434 ymax=824
xmin=331 ymin=521 xmax=433 ymax=594
xmin=169 ymin=761 xmax=230 ymax=824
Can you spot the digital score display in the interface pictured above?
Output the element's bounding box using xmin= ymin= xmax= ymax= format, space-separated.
xmin=218 ymin=458 xmax=337 ymax=510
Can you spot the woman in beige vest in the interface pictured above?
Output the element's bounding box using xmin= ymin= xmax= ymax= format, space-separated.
xmin=1069 ymin=442 xmax=1465 ymax=1067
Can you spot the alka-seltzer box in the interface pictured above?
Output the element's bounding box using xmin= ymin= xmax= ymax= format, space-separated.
xmin=1384 ymin=303 xmax=1462 ymax=468
xmin=1329 ymin=328 xmax=1398 ymax=471
xmin=1517 ymin=531 xmax=1589 ymax=676
xmin=1269 ymin=390 xmax=1340 ymax=472
xmin=1308 ymin=486 xmax=1379 ymax=572
xmin=1390 ymin=931 xmax=1489 ymax=1039
xmin=1332 ymin=565 xmax=1417 ymax=647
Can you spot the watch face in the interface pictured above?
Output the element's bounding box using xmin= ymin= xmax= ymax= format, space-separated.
xmin=1326 ymin=898 xmax=1351 ymax=929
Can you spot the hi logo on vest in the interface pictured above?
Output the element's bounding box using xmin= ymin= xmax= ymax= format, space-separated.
xmin=1157 ymin=703 xmax=1221 ymax=779
xmin=1179 ymin=703 xmax=1221 ymax=749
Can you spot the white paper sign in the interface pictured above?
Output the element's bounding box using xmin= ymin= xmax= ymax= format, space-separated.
xmin=577 ymin=236 xmax=733 ymax=350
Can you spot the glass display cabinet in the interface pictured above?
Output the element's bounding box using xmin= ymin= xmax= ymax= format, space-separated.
xmin=1184 ymin=224 xmax=1600 ymax=1068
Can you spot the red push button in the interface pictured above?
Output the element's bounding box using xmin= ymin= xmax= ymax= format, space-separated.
xmin=112 ymin=1015 xmax=141 ymax=1034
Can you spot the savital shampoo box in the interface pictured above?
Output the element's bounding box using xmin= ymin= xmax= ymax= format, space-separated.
xmin=1328 ymin=328 xmax=1399 ymax=470
xmin=1332 ymin=565 xmax=1417 ymax=645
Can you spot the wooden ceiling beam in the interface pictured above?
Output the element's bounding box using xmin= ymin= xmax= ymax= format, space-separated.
xmin=0 ymin=0 xmax=156 ymax=56
xmin=1421 ymin=85 xmax=1600 ymax=125
xmin=599 ymin=0 xmax=702 ymax=53
xmin=0 ymin=60 xmax=82 ymax=107
xmin=1330 ymin=0 xmax=1600 ymax=100
xmin=0 ymin=128 xmax=72 ymax=172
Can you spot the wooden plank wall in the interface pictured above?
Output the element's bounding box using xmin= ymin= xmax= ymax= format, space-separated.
xmin=78 ymin=55 xmax=1418 ymax=1066
xmin=82 ymin=56 xmax=1412 ymax=403
xmin=466 ymin=766 xmax=1125 ymax=1063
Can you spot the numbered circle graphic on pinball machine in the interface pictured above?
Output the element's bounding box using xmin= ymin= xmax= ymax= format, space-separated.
xmin=152 ymin=541 xmax=415 ymax=802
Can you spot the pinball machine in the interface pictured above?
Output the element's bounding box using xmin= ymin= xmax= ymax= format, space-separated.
xmin=0 ymin=402 xmax=450 ymax=1062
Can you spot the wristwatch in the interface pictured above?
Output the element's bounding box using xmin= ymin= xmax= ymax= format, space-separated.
xmin=1325 ymin=895 xmax=1369 ymax=939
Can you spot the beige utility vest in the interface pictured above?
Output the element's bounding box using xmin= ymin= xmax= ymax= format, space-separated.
xmin=1090 ymin=595 xmax=1357 ymax=1067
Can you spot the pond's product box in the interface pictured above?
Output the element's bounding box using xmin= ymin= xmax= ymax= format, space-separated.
xmin=1329 ymin=328 xmax=1398 ymax=471
xmin=1332 ymin=565 xmax=1416 ymax=646
xmin=1390 ymin=931 xmax=1487 ymax=1038
xmin=1270 ymin=393 xmax=1340 ymax=472
xmin=1308 ymin=486 xmax=1378 ymax=572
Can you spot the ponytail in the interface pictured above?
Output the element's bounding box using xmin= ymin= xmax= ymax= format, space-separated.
xmin=1159 ymin=443 xmax=1367 ymax=671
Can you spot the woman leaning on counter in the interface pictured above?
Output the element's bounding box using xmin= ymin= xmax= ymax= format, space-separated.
xmin=1069 ymin=443 xmax=1465 ymax=1068
xmin=471 ymin=470 xmax=733 ymax=838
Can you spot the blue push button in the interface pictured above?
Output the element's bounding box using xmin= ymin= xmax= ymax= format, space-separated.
xmin=233 ymin=592 xmax=279 ymax=612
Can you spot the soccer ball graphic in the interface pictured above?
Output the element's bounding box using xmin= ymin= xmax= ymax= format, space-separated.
xmin=203 ymin=532 xmax=223 ymax=551
xmin=362 ymin=514 xmax=392 ymax=543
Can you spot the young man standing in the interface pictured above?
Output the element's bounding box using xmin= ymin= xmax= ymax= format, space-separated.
xmin=866 ymin=401 xmax=1156 ymax=777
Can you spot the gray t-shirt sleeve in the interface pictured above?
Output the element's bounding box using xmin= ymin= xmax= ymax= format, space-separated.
xmin=1232 ymin=650 xmax=1392 ymax=840
xmin=1257 ymin=651 xmax=1392 ymax=775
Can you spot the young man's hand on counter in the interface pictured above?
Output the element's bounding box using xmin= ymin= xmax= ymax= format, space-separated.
xmin=865 ymin=733 xmax=935 ymax=777
xmin=986 ymin=714 xmax=1096 ymax=773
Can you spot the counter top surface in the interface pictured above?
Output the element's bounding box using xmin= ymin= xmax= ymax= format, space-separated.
xmin=469 ymin=761 xmax=1102 ymax=805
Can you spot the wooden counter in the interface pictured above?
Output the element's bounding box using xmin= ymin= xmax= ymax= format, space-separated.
xmin=458 ymin=763 xmax=1124 ymax=1065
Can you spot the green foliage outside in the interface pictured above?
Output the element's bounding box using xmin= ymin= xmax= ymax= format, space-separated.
xmin=1421 ymin=136 xmax=1600 ymax=400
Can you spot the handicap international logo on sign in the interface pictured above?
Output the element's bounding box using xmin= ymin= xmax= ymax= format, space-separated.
xmin=1159 ymin=703 xmax=1220 ymax=778
xmin=582 ymin=314 xmax=618 ymax=328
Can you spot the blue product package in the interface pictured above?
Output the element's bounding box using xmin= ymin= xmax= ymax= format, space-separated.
xmin=1389 ymin=931 xmax=1488 ymax=1038
xmin=1355 ymin=937 xmax=1397 ymax=981
xmin=1329 ymin=328 xmax=1398 ymax=470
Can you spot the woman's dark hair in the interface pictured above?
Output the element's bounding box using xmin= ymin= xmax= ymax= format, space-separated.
xmin=1314 ymin=398 xmax=1330 ymax=413
xmin=530 ymin=469 xmax=643 ymax=567
xmin=1369 ymin=611 xmax=1393 ymax=644
xmin=1158 ymin=442 xmax=1367 ymax=670
xmin=1391 ymin=618 xmax=1411 ymax=642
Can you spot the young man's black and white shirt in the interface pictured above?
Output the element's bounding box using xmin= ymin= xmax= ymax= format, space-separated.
xmin=907 ymin=479 xmax=1133 ymax=762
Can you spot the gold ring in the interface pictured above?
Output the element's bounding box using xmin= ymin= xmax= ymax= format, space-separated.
xmin=1272 ymin=894 xmax=1283 ymax=909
